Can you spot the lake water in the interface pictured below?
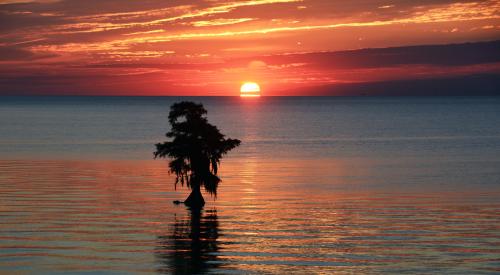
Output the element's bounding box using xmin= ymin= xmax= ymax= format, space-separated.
xmin=1 ymin=96 xmax=500 ymax=274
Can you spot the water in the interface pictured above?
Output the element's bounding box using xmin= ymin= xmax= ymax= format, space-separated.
xmin=1 ymin=96 xmax=500 ymax=274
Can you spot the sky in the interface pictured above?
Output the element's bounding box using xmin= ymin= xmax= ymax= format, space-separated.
xmin=0 ymin=0 xmax=499 ymax=96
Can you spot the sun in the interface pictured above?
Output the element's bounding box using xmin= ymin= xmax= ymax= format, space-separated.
xmin=240 ymin=82 xmax=261 ymax=97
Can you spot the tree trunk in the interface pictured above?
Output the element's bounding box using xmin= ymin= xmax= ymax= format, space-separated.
xmin=184 ymin=185 xmax=205 ymax=209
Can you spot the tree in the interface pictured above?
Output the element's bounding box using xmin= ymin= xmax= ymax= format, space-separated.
xmin=154 ymin=101 xmax=241 ymax=208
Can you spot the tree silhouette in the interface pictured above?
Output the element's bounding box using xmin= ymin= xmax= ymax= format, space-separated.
xmin=154 ymin=101 xmax=240 ymax=208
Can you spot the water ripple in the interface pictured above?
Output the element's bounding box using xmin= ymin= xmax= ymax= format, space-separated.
xmin=1 ymin=160 xmax=499 ymax=274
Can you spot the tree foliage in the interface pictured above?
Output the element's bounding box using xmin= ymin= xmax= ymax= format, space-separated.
xmin=154 ymin=101 xmax=240 ymax=196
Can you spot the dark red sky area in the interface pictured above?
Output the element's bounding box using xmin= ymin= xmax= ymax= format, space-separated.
xmin=0 ymin=0 xmax=499 ymax=96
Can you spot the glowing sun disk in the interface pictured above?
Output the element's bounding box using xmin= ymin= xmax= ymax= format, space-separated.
xmin=240 ymin=82 xmax=261 ymax=97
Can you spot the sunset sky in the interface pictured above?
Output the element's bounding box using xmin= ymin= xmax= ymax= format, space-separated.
xmin=1 ymin=0 xmax=499 ymax=96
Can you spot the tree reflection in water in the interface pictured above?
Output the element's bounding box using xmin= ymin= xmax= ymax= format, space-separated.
xmin=156 ymin=209 xmax=220 ymax=274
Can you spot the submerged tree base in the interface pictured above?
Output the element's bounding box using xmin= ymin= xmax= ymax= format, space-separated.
xmin=181 ymin=188 xmax=205 ymax=209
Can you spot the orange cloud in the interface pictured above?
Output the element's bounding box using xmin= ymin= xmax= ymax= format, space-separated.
xmin=191 ymin=18 xmax=255 ymax=27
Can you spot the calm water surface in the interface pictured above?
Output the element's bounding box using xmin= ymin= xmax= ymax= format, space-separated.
xmin=1 ymin=96 xmax=500 ymax=274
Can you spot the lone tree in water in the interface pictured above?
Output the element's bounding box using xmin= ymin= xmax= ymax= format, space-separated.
xmin=154 ymin=102 xmax=241 ymax=208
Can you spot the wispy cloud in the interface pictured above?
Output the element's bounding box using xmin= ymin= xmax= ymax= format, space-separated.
xmin=20 ymin=0 xmax=498 ymax=56
xmin=41 ymin=0 xmax=301 ymax=34
xmin=191 ymin=18 xmax=255 ymax=27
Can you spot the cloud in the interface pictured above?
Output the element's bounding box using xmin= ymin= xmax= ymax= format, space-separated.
xmin=286 ymin=74 xmax=500 ymax=96
xmin=4 ymin=0 xmax=495 ymax=60
xmin=0 ymin=45 xmax=56 ymax=60
xmin=191 ymin=18 xmax=255 ymax=27
xmin=43 ymin=40 xmax=500 ymax=74
xmin=247 ymin=40 xmax=500 ymax=69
